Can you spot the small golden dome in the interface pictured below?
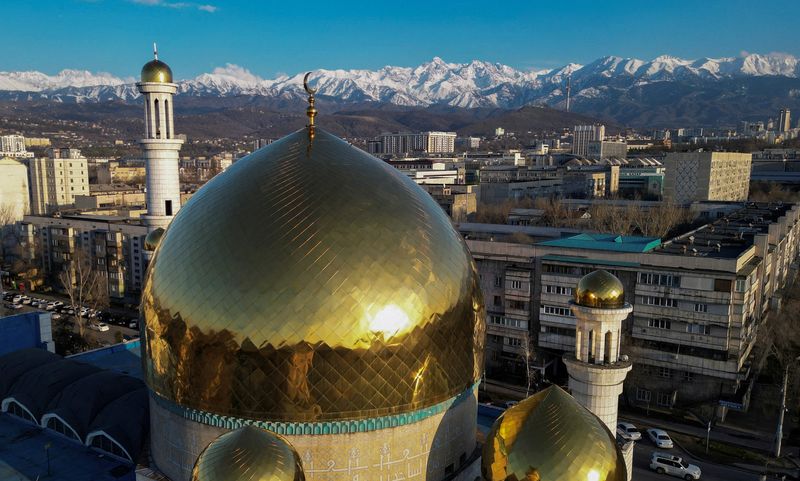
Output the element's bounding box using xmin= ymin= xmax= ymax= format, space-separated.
xmin=141 ymin=59 xmax=173 ymax=83
xmin=141 ymin=128 xmax=484 ymax=422
xmin=482 ymin=385 xmax=627 ymax=481
xmin=143 ymin=227 xmax=165 ymax=252
xmin=574 ymin=269 xmax=625 ymax=309
xmin=192 ymin=425 xmax=305 ymax=481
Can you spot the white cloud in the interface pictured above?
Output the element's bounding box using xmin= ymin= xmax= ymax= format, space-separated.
xmin=130 ymin=0 xmax=217 ymax=12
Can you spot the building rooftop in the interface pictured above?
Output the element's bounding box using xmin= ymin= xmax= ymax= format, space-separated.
xmin=0 ymin=414 xmax=135 ymax=481
xmin=538 ymin=233 xmax=662 ymax=253
xmin=655 ymin=202 xmax=794 ymax=259
xmin=69 ymin=341 xmax=143 ymax=379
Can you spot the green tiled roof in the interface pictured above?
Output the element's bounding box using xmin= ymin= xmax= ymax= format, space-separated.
xmin=538 ymin=233 xmax=661 ymax=253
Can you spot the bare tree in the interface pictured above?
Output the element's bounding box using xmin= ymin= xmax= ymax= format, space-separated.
xmin=58 ymin=248 xmax=109 ymax=338
xmin=520 ymin=329 xmax=537 ymax=397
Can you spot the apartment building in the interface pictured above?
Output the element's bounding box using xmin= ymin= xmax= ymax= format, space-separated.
xmin=572 ymin=124 xmax=605 ymax=157
xmin=20 ymin=214 xmax=148 ymax=300
xmin=664 ymin=152 xmax=752 ymax=205
xmin=374 ymin=131 xmax=457 ymax=155
xmin=586 ymin=140 xmax=627 ymax=160
xmin=463 ymin=202 xmax=800 ymax=414
xmin=28 ymin=149 xmax=90 ymax=215
xmin=0 ymin=135 xmax=34 ymax=159
xmin=0 ymin=157 xmax=30 ymax=222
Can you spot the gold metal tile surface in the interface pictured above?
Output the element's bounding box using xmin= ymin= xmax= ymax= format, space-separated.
xmin=482 ymin=386 xmax=626 ymax=481
xmin=574 ymin=270 xmax=625 ymax=309
xmin=141 ymin=128 xmax=485 ymax=422
xmin=141 ymin=59 xmax=173 ymax=83
xmin=192 ymin=425 xmax=305 ymax=481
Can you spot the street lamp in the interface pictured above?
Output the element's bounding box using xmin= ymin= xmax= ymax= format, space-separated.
xmin=44 ymin=441 xmax=52 ymax=476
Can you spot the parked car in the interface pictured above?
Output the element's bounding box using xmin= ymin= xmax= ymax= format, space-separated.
xmin=616 ymin=422 xmax=642 ymax=441
xmin=4 ymin=303 xmax=23 ymax=310
xmin=21 ymin=297 xmax=32 ymax=305
xmin=127 ymin=319 xmax=139 ymax=329
xmin=647 ymin=428 xmax=674 ymax=449
xmin=89 ymin=322 xmax=110 ymax=332
xmin=649 ymin=451 xmax=701 ymax=479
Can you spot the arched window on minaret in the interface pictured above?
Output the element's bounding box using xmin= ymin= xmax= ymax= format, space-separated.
xmin=587 ymin=330 xmax=594 ymax=364
xmin=604 ymin=331 xmax=612 ymax=364
xmin=154 ymin=99 xmax=161 ymax=139
xmin=145 ymin=99 xmax=151 ymax=138
xmin=164 ymin=99 xmax=170 ymax=139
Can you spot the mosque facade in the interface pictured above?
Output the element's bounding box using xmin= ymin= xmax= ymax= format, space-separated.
xmin=138 ymin=55 xmax=631 ymax=481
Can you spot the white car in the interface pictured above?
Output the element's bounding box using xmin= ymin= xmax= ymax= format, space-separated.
xmin=617 ymin=422 xmax=642 ymax=441
xmin=647 ymin=428 xmax=674 ymax=449
xmin=95 ymin=322 xmax=110 ymax=332
xmin=650 ymin=452 xmax=701 ymax=479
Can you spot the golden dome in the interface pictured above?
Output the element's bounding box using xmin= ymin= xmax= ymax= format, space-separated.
xmin=143 ymin=227 xmax=165 ymax=252
xmin=192 ymin=425 xmax=305 ymax=481
xmin=141 ymin=59 xmax=173 ymax=83
xmin=482 ymin=386 xmax=627 ymax=481
xmin=141 ymin=127 xmax=485 ymax=422
xmin=574 ymin=269 xmax=625 ymax=309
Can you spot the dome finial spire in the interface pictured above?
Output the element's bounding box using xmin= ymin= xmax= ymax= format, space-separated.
xmin=153 ymin=42 xmax=158 ymax=61
xmin=303 ymin=72 xmax=317 ymax=141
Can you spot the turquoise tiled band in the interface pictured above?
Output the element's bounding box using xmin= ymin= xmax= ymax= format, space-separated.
xmin=151 ymin=382 xmax=478 ymax=434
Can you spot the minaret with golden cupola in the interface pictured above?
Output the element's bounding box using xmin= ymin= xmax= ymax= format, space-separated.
xmin=563 ymin=269 xmax=633 ymax=432
xmin=137 ymin=43 xmax=183 ymax=235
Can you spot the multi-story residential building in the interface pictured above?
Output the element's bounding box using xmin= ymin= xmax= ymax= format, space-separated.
xmin=586 ymin=140 xmax=627 ymax=160
xmin=74 ymin=185 xmax=146 ymax=211
xmin=0 ymin=157 xmax=30 ymax=222
xmin=28 ymin=148 xmax=90 ymax=215
xmin=375 ymin=131 xmax=457 ymax=155
xmin=463 ymin=202 xmax=800 ymax=415
xmin=20 ymin=214 xmax=148 ymax=300
xmin=421 ymin=184 xmax=477 ymax=222
xmin=0 ymin=135 xmax=34 ymax=159
xmin=779 ymin=108 xmax=792 ymax=133
xmin=572 ymin=124 xmax=605 ymax=157
xmin=664 ymin=152 xmax=752 ymax=205
xmin=94 ymin=162 xmax=146 ymax=185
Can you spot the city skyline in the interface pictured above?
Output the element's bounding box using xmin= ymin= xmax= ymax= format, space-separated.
xmin=3 ymin=0 xmax=800 ymax=78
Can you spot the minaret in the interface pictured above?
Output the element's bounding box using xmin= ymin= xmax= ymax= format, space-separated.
xmin=137 ymin=44 xmax=183 ymax=234
xmin=563 ymin=269 xmax=632 ymax=432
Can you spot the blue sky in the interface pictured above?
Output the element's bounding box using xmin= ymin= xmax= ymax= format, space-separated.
xmin=4 ymin=0 xmax=799 ymax=79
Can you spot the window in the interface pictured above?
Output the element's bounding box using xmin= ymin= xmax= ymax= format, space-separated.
xmin=543 ymin=325 xmax=576 ymax=337
xmin=714 ymin=278 xmax=733 ymax=293
xmin=505 ymin=337 xmax=522 ymax=347
xmin=683 ymin=371 xmax=694 ymax=382
xmin=639 ymin=272 xmax=680 ymax=287
xmin=686 ymin=323 xmax=710 ymax=335
xmin=657 ymin=392 xmax=673 ymax=407
xmin=658 ymin=367 xmax=671 ymax=378
xmin=494 ymin=276 xmax=503 ymax=287
xmin=635 ymin=388 xmax=651 ymax=402
xmin=508 ymin=300 xmax=527 ymax=311
xmin=647 ymin=318 xmax=671 ymax=330
xmin=510 ymin=280 xmax=523 ymax=290
xmin=488 ymin=334 xmax=502 ymax=344
xmin=489 ymin=315 xmax=527 ymax=329
xmin=641 ymin=296 xmax=677 ymax=307
xmin=541 ymin=305 xmax=575 ymax=317
xmin=493 ymin=295 xmax=501 ymax=306
xmin=694 ymin=303 xmax=708 ymax=313
xmin=735 ymin=278 xmax=747 ymax=292
xmin=544 ymin=285 xmax=573 ymax=295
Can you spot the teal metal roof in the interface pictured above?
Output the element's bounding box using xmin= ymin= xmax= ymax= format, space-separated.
xmin=538 ymin=233 xmax=661 ymax=253
xmin=541 ymin=254 xmax=640 ymax=268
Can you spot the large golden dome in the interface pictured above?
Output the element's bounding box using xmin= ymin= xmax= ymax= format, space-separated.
xmin=574 ymin=269 xmax=625 ymax=309
xmin=141 ymin=59 xmax=173 ymax=83
xmin=192 ymin=425 xmax=305 ymax=481
xmin=482 ymin=386 xmax=627 ymax=481
xmin=141 ymin=128 xmax=485 ymax=422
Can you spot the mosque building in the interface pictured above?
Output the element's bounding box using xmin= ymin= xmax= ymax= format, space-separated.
xmin=0 ymin=51 xmax=634 ymax=481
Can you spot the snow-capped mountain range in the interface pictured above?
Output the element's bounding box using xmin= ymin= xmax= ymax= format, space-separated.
xmin=1 ymin=53 xmax=799 ymax=109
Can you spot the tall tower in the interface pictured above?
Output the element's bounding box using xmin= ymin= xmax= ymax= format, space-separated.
xmin=563 ymin=269 xmax=632 ymax=432
xmin=779 ymin=108 xmax=791 ymax=133
xmin=137 ymin=44 xmax=183 ymax=233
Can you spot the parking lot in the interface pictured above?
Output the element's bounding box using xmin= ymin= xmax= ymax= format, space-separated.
xmin=2 ymin=290 xmax=140 ymax=347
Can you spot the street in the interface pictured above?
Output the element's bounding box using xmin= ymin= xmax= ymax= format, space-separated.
xmin=631 ymin=440 xmax=762 ymax=481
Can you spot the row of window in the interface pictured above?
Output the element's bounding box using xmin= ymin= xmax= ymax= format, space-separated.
xmin=488 ymin=315 xmax=528 ymax=329
xmin=543 ymin=284 xmax=573 ymax=295
xmin=540 ymin=305 xmax=575 ymax=317
xmin=635 ymin=388 xmax=674 ymax=407
xmin=645 ymin=318 xmax=711 ymax=335
xmin=541 ymin=325 xmax=576 ymax=337
xmin=639 ymin=272 xmax=680 ymax=287
xmin=641 ymin=296 xmax=677 ymax=307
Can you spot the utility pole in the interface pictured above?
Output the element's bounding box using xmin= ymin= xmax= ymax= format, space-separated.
xmin=705 ymin=420 xmax=711 ymax=454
